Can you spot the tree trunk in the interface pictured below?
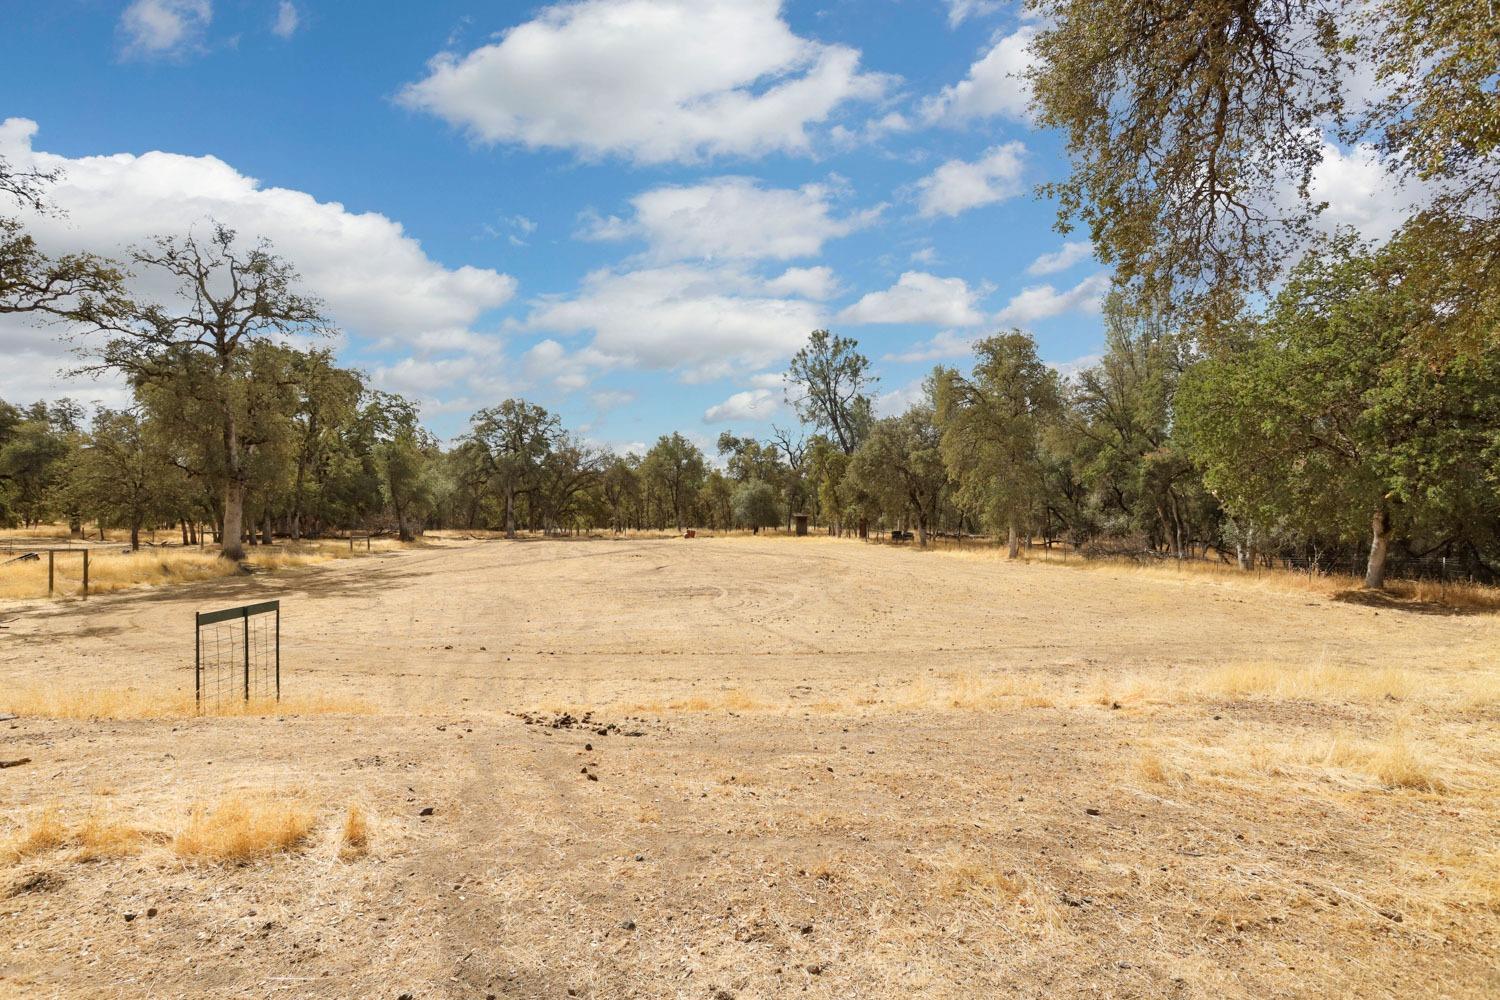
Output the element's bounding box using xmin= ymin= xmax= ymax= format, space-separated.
xmin=917 ymin=514 xmax=929 ymax=548
xmin=69 ymin=517 xmax=82 ymax=540
xmin=261 ymin=513 xmax=273 ymax=546
xmin=221 ymin=481 xmax=246 ymax=561
xmin=130 ymin=522 xmax=141 ymax=551
xmin=505 ymin=486 xmax=517 ymax=539
xmin=1006 ymin=517 xmax=1020 ymax=559
xmin=1365 ymin=506 xmax=1391 ymax=589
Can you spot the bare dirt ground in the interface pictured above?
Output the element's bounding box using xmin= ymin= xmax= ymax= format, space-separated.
xmin=1 ymin=536 xmax=1496 ymax=999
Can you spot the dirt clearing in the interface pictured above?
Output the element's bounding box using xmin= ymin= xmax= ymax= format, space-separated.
xmin=1 ymin=536 xmax=1496 ymax=998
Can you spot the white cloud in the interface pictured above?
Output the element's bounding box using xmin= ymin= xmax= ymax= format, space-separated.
xmin=994 ymin=272 xmax=1111 ymax=327
xmin=839 ymin=271 xmax=986 ymax=327
xmin=399 ymin=0 xmax=890 ymax=165
xmin=920 ymin=25 xmax=1035 ymax=124
xmin=875 ymin=379 xmax=928 ymax=417
xmin=909 ymin=246 xmax=939 ymax=265
xmin=747 ymin=371 xmax=788 ymax=390
xmin=915 ymin=142 xmax=1025 ymax=218
xmin=1026 ymin=240 xmax=1092 ymax=276
xmin=119 ymin=0 xmax=212 ymax=59
xmin=883 ymin=329 xmax=976 ymax=364
xmin=272 ymin=1 xmax=300 ymax=38
xmin=583 ymin=177 xmax=879 ymax=261
xmin=523 ymin=264 xmax=826 ymax=380
xmin=703 ymin=387 xmax=779 ymax=423
xmin=0 ymin=118 xmax=517 ymax=405
xmin=1047 ymin=353 xmax=1101 ymax=383
xmin=944 ymin=0 xmax=1003 ymax=27
xmin=1308 ymin=141 xmax=1425 ymax=241
xmin=765 ymin=266 xmax=839 ymax=300
xmin=590 ymin=389 xmax=637 ymax=412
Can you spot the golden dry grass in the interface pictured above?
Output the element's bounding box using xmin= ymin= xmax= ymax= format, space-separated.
xmin=0 ymin=535 xmax=404 ymax=601
xmin=2 ymin=536 xmax=1494 ymax=997
xmin=0 ymin=810 xmax=67 ymax=864
xmin=339 ymin=804 xmax=371 ymax=859
xmin=0 ymin=685 xmax=376 ymax=720
xmin=171 ymin=798 xmax=315 ymax=863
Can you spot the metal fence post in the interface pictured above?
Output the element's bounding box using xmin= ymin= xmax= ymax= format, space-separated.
xmin=82 ymin=549 xmax=88 ymax=599
xmin=242 ymin=607 xmax=251 ymax=702
xmin=194 ymin=612 xmax=202 ymax=709
xmin=275 ymin=604 xmax=281 ymax=701
xmin=47 ymin=550 xmax=54 ymax=596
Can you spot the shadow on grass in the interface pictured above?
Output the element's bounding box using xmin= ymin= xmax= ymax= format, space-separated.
xmin=1330 ymin=587 xmax=1480 ymax=617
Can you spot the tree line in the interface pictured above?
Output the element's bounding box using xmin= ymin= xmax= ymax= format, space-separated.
xmin=3 ymin=0 xmax=1496 ymax=591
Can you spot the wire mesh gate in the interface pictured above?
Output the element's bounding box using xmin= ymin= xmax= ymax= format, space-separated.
xmin=195 ymin=600 xmax=280 ymax=709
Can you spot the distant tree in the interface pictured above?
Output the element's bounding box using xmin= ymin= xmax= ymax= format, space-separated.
xmin=642 ymin=433 xmax=706 ymax=532
xmin=935 ymin=333 xmax=1062 ymax=557
xmin=785 ymin=330 xmax=876 ymax=455
xmin=0 ymin=409 xmax=70 ymax=527
xmin=600 ymin=454 xmax=641 ymax=533
xmin=1054 ymin=293 xmax=1215 ymax=556
xmin=536 ymin=434 xmax=605 ymax=532
xmin=849 ymin=397 xmax=947 ymax=547
xmin=370 ymin=393 xmax=443 ymax=542
xmin=1178 ymin=231 xmax=1500 ymax=588
xmin=732 ymin=479 xmax=782 ymax=533
xmin=286 ymin=350 xmax=362 ymax=539
xmin=70 ymin=408 xmax=170 ymax=550
xmin=468 ymin=399 xmax=561 ymax=538
xmin=71 ymin=223 xmax=331 ymax=560
xmin=807 ymin=436 xmax=852 ymax=535
xmin=698 ymin=470 xmax=735 ymax=530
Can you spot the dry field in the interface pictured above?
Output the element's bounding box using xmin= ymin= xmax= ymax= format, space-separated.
xmin=0 ymin=536 xmax=1496 ymax=999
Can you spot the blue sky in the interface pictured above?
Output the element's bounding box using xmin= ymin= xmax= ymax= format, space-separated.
xmin=5 ymin=2 xmax=1174 ymax=450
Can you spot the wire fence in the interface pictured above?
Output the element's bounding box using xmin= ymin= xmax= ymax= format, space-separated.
xmin=195 ymin=600 xmax=280 ymax=710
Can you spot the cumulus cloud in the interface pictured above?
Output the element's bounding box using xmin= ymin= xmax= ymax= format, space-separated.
xmin=1048 ymin=353 xmax=1101 ymax=383
xmin=119 ymin=0 xmax=212 ymax=59
xmin=915 ymin=142 xmax=1025 ymax=218
xmin=764 ymin=266 xmax=839 ymax=300
xmin=399 ymin=0 xmax=890 ymax=165
xmin=920 ymin=25 xmax=1035 ymax=124
xmin=582 ymin=177 xmax=880 ymax=261
xmin=703 ymin=387 xmax=779 ymax=423
xmin=1026 ymin=240 xmax=1093 ymax=276
xmin=838 ymin=271 xmax=987 ymax=327
xmin=272 ymin=1 xmax=300 ymax=38
xmin=875 ymin=379 xmax=929 ymax=418
xmin=994 ymin=272 xmax=1111 ymax=327
xmin=883 ymin=329 xmax=976 ymax=364
xmin=0 ymin=118 xmax=517 ymax=405
xmin=944 ymin=0 xmax=1003 ymax=27
xmin=1308 ymin=141 xmax=1426 ymax=241
xmin=523 ymin=264 xmax=827 ymax=380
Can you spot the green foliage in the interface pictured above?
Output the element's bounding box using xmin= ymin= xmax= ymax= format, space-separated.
xmin=1178 ymin=232 xmax=1500 ymax=584
xmin=642 ymin=433 xmax=706 ymax=531
xmin=848 ymin=393 xmax=946 ymax=546
xmin=731 ymin=479 xmax=782 ymax=532
xmin=934 ymin=332 xmax=1060 ymax=553
xmin=785 ymin=330 xmax=876 ymax=455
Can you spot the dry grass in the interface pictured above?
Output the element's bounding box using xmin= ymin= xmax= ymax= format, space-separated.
xmin=1 ymin=810 xmax=67 ymax=863
xmin=2 ymin=808 xmax=152 ymax=865
xmin=0 ymin=535 xmax=403 ymax=601
xmin=339 ymin=804 xmax=371 ymax=859
xmin=0 ymin=685 xmax=376 ymax=721
xmin=1317 ymin=731 xmax=1451 ymax=792
xmin=172 ymin=797 xmax=315 ymax=863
